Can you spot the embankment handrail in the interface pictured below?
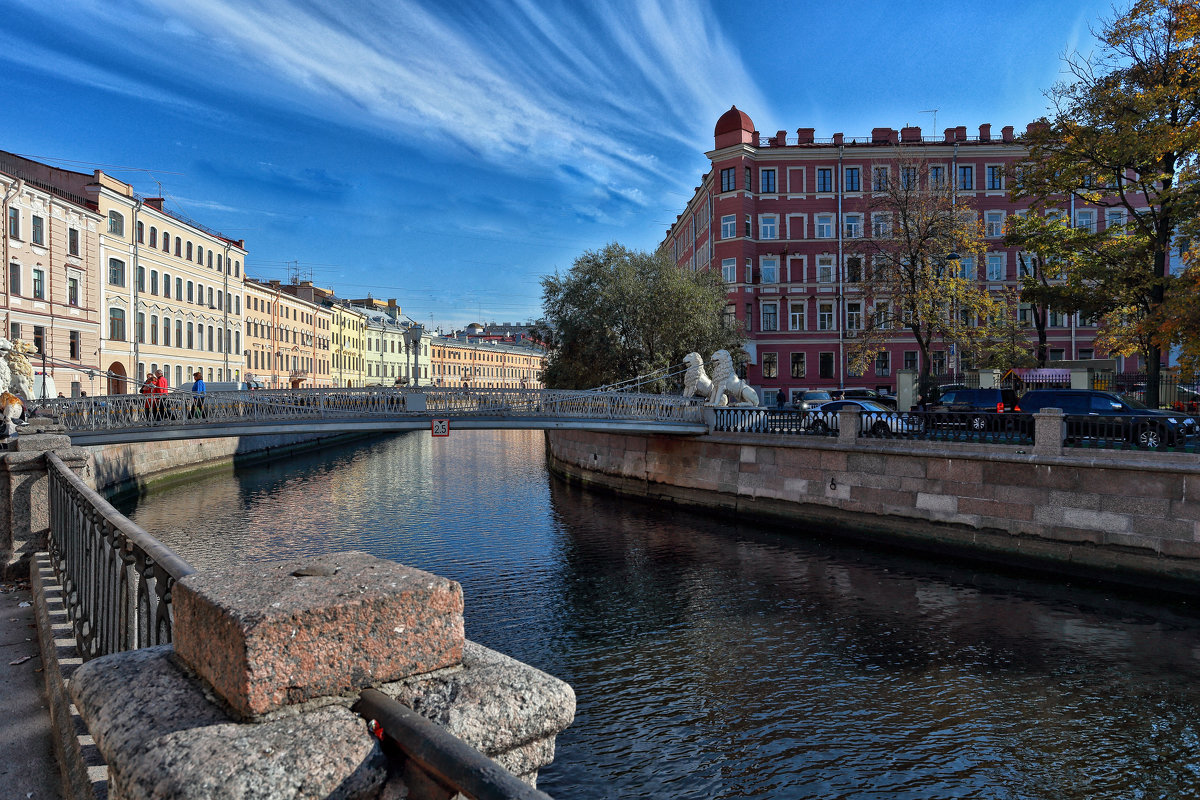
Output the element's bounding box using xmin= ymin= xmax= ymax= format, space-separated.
xmin=354 ymin=688 xmax=555 ymax=800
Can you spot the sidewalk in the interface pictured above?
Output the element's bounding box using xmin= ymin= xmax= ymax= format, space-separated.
xmin=0 ymin=576 xmax=62 ymax=799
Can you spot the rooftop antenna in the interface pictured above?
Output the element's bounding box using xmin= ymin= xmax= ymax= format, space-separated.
xmin=920 ymin=109 xmax=938 ymax=134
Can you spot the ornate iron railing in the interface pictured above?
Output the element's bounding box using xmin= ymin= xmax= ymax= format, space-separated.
xmin=45 ymin=452 xmax=196 ymax=659
xmin=39 ymin=387 xmax=704 ymax=433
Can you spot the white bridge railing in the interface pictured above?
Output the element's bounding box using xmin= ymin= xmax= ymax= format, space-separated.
xmin=37 ymin=387 xmax=705 ymax=433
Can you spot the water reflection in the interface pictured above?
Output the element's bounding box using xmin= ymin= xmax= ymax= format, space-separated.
xmin=120 ymin=431 xmax=1200 ymax=799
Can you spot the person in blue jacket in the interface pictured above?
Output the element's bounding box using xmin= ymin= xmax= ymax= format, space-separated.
xmin=191 ymin=371 xmax=206 ymax=418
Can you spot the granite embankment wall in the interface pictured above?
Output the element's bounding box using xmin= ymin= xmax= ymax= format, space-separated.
xmin=86 ymin=431 xmax=375 ymax=496
xmin=545 ymin=429 xmax=1200 ymax=593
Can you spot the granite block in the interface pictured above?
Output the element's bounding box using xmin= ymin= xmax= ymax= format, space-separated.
xmin=175 ymin=551 xmax=464 ymax=718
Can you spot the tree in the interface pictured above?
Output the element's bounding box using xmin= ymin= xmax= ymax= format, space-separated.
xmin=1012 ymin=0 xmax=1200 ymax=404
xmin=539 ymin=243 xmax=743 ymax=390
xmin=847 ymin=149 xmax=991 ymax=395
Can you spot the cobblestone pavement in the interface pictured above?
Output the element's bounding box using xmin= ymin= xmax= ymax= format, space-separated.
xmin=0 ymin=578 xmax=61 ymax=800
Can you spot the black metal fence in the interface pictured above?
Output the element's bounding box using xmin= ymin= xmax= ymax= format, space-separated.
xmin=1091 ymin=372 xmax=1200 ymax=412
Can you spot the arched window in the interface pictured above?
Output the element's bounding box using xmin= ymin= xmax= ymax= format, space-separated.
xmin=235 ymin=260 xmax=240 ymax=277
xmin=149 ymin=227 xmax=157 ymax=248
xmin=137 ymin=221 xmax=144 ymax=244
xmin=163 ymin=272 xmax=171 ymax=298
xmin=108 ymin=211 xmax=124 ymax=236
xmin=208 ymin=325 xmax=215 ymax=352
xmin=207 ymin=287 xmax=213 ymax=307
xmin=197 ymin=247 xmax=204 ymax=265
xmin=207 ymin=251 xmax=213 ymax=268
xmin=162 ymin=232 xmax=170 ymax=253
xmin=187 ymin=281 xmax=194 ymax=303
xmin=174 ymin=238 xmax=181 ymax=257
xmin=217 ymin=254 xmax=222 ymax=271
xmin=186 ymin=242 xmax=193 ymax=260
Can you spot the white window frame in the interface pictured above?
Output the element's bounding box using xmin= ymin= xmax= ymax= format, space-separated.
xmin=1075 ymin=209 xmax=1096 ymax=233
xmin=871 ymin=213 xmax=891 ymax=238
xmin=759 ymin=214 xmax=778 ymax=240
xmin=760 ymin=301 xmax=779 ymax=332
xmin=846 ymin=301 xmax=863 ymax=331
xmin=721 ymin=215 xmax=736 ymax=239
xmin=789 ymin=300 xmax=806 ymax=331
xmin=844 ymin=213 xmax=863 ymax=239
xmin=816 ymin=214 xmax=833 ymax=238
xmin=817 ymin=256 xmax=834 ymax=283
xmin=986 ymin=253 xmax=1005 ymax=281
xmin=985 ymin=210 xmax=1005 ymax=238
xmin=759 ymin=256 xmax=779 ymax=284
xmin=817 ymin=301 xmax=834 ymax=331
xmin=721 ymin=258 xmax=737 ymax=283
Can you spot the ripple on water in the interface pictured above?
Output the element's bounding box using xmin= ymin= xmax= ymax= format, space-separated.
xmin=120 ymin=430 xmax=1200 ymax=800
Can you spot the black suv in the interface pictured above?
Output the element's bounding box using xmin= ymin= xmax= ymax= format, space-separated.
xmin=929 ymin=388 xmax=1019 ymax=432
xmin=1016 ymin=389 xmax=1199 ymax=448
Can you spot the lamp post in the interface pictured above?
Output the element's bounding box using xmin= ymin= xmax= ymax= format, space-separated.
xmin=403 ymin=323 xmax=424 ymax=388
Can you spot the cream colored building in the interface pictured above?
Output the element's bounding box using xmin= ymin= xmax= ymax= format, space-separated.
xmin=244 ymin=279 xmax=332 ymax=388
xmin=11 ymin=157 xmax=246 ymax=393
xmin=1 ymin=153 xmax=104 ymax=396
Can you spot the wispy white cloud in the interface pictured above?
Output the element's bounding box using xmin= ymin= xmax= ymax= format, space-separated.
xmin=5 ymin=0 xmax=764 ymax=203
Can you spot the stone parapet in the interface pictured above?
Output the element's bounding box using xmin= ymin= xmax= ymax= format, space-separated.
xmin=546 ymin=428 xmax=1200 ymax=595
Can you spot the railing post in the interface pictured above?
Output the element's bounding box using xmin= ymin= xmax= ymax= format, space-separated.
xmin=1034 ymin=407 xmax=1065 ymax=456
xmin=837 ymin=409 xmax=860 ymax=444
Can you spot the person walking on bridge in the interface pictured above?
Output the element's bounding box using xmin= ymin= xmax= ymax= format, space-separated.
xmin=191 ymin=371 xmax=206 ymax=419
xmin=154 ymin=369 xmax=169 ymax=420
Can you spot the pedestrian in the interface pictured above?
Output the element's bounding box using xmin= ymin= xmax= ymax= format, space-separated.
xmin=776 ymin=388 xmax=786 ymax=409
xmin=140 ymin=375 xmax=156 ymax=420
xmin=191 ymin=371 xmax=206 ymax=418
xmin=154 ymin=369 xmax=168 ymax=419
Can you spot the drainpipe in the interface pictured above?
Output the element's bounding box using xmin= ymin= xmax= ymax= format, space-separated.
xmin=3 ymin=178 xmax=24 ymax=336
xmin=131 ymin=198 xmax=143 ymax=383
xmin=837 ymin=144 xmax=844 ymax=389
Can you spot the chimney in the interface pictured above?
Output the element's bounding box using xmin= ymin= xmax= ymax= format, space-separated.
xmin=955 ymin=125 xmax=967 ymax=141
xmin=796 ymin=128 xmax=815 ymax=144
xmin=832 ymin=132 xmax=844 ymax=146
xmin=871 ymin=127 xmax=896 ymax=144
xmin=1026 ymin=121 xmax=1050 ymax=136
xmin=1001 ymin=125 xmax=1015 ymax=142
xmin=944 ymin=128 xmax=956 ymax=143
xmin=979 ymin=123 xmax=992 ymax=141
xmin=900 ymin=126 xmax=922 ymax=143
xmin=144 ymin=197 xmax=164 ymax=211
xmin=773 ymin=130 xmax=787 ymax=146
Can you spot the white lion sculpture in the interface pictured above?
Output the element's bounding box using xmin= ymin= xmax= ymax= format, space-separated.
xmin=707 ymin=349 xmax=760 ymax=407
xmin=682 ymin=352 xmax=722 ymax=404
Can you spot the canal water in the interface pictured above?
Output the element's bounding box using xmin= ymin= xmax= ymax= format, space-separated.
xmin=117 ymin=430 xmax=1200 ymax=799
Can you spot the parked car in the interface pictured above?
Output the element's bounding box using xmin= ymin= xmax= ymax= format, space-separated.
xmin=830 ymin=388 xmax=898 ymax=408
xmin=796 ymin=390 xmax=833 ymax=411
xmin=1016 ymin=389 xmax=1198 ymax=448
xmin=804 ymin=399 xmax=922 ymax=436
xmin=930 ymin=388 xmax=1020 ymax=432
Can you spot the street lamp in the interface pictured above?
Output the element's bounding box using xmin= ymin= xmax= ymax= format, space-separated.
xmin=403 ymin=323 xmax=424 ymax=387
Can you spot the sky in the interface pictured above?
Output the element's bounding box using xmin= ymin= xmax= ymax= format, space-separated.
xmin=1 ymin=0 xmax=1112 ymax=331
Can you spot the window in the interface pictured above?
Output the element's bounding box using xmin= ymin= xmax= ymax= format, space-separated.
xmin=745 ymin=302 xmax=753 ymax=332
xmin=32 ymin=268 xmax=43 ymax=299
xmin=761 ymin=301 xmax=778 ymax=331
xmin=872 ymin=167 xmax=888 ymax=191
xmin=761 ymin=169 xmax=776 ymax=194
xmin=818 ymin=301 xmax=834 ymax=330
xmin=721 ymin=215 xmax=736 ymax=239
xmin=149 ymin=227 xmax=158 ymax=247
xmin=109 ymin=308 xmax=125 ymax=341
xmin=163 ymin=317 xmax=171 ymax=346
xmin=817 ymin=256 xmax=834 ymax=283
xmin=791 ymin=352 xmax=806 ymax=379
xmin=150 ymin=314 xmax=158 ymax=345
xmin=875 ymin=301 xmax=890 ymax=329
xmin=762 ymin=352 xmax=778 ymax=379
xmin=744 ymin=215 xmax=751 ymax=238
xmin=31 ymin=215 xmax=44 ymax=246
xmin=8 ymin=208 xmax=19 ymax=239
xmin=846 ymin=302 xmax=862 ymax=330
xmin=872 ymin=214 xmax=891 ymax=238
xmin=106 ymin=257 xmax=125 ymax=286
xmin=844 ymin=214 xmax=862 ymax=238
xmin=207 ymin=287 xmax=214 ymax=307
xmin=68 ymin=275 xmax=79 ymax=306
xmin=176 ymin=320 xmax=183 ymax=347
xmin=789 ymin=301 xmax=805 ymax=330
xmin=846 ymin=256 xmax=863 ymax=283
xmin=957 ymin=256 xmax=975 ymax=280
xmin=108 ymin=210 xmax=124 ymax=235
xmin=1049 ymin=348 xmax=1065 ymax=361
xmin=68 ymin=228 xmax=80 ymax=256
xmin=720 ymin=167 xmax=735 ymax=192
xmin=1076 ymin=209 xmax=1096 ymax=232
xmin=845 ymin=167 xmax=860 ymax=192
xmin=985 ymin=211 xmax=1004 ymax=237
xmin=207 ymin=251 xmax=213 ymax=269
xmin=8 ymin=263 xmax=19 ymax=296
xmin=175 ymin=238 xmax=182 ymax=257
xmin=136 ymin=312 xmax=145 ymax=344
xmin=8 ymin=322 xmax=17 ymax=340
xmin=32 ymin=325 xmax=44 ymax=354
xmin=186 ymin=242 xmax=193 ymax=260
xmin=176 ymin=277 xmax=183 ymax=298
xmin=187 ymin=281 xmax=194 ymax=302
xmin=1105 ymin=209 xmax=1126 ymax=233
xmin=745 ymin=167 xmax=752 ymax=193
xmin=986 ymin=254 xmax=1005 ymax=281
xmin=196 ymin=246 xmax=203 ymax=264
xmin=69 ymin=330 xmax=80 ymax=360
xmin=760 ymin=257 xmax=778 ymax=284
xmin=162 ymin=232 xmax=170 ymax=253
xmin=904 ymin=350 xmax=918 ymax=371
xmin=819 ymin=352 xmax=835 ymax=379
xmin=816 ymin=214 xmax=833 ymax=238
xmin=1078 ymin=348 xmax=1094 ymax=360
xmin=986 ymin=165 xmax=1004 ymax=190
xmin=723 ymin=304 xmax=737 ymax=329
xmin=929 ymin=165 xmax=946 ymax=188
xmin=187 ymin=322 xmax=195 ymax=349
xmin=875 ymin=351 xmax=890 ymax=376
xmin=957 ymin=165 xmax=973 ymax=190
xmin=759 ymin=215 xmax=777 ymax=240
xmin=932 ymin=351 xmax=947 ymax=375
xmin=137 ymin=266 xmax=145 ymax=292
xmin=901 ymin=167 xmax=918 ymax=190
xmin=817 ymin=168 xmax=832 ymax=192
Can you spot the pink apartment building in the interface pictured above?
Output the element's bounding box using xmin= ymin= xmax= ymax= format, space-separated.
xmin=663 ymin=107 xmax=1121 ymax=403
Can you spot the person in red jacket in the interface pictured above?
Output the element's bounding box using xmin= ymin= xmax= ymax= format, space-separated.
xmin=154 ymin=369 xmax=168 ymax=420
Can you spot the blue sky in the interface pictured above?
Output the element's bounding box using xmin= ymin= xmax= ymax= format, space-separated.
xmin=2 ymin=0 xmax=1109 ymax=330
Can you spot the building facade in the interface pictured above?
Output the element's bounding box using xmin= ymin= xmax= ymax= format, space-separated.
xmin=430 ymin=332 xmax=545 ymax=390
xmin=244 ymin=279 xmax=331 ymax=388
xmin=662 ymin=107 xmax=1118 ymax=403
xmin=1 ymin=154 xmax=104 ymax=396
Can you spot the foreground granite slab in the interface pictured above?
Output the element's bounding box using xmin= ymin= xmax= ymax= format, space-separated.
xmin=174 ymin=551 xmax=464 ymax=718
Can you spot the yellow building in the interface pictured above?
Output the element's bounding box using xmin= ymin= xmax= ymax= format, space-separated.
xmin=243 ymin=279 xmax=332 ymax=388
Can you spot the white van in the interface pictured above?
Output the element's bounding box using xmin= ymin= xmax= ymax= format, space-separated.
xmin=29 ymin=370 xmax=57 ymax=400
